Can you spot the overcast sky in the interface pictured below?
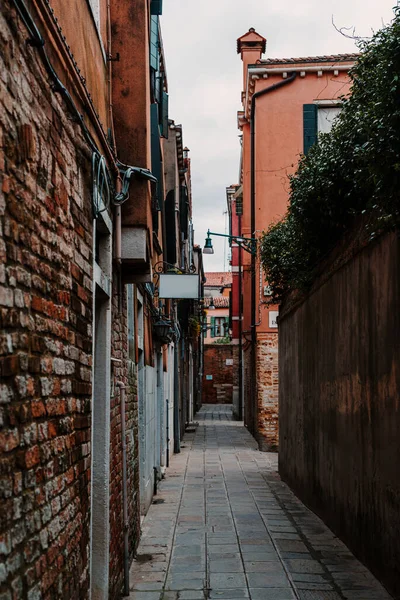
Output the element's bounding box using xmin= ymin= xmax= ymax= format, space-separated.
xmin=161 ymin=0 xmax=396 ymax=271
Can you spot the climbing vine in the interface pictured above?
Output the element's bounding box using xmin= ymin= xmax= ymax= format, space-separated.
xmin=260 ymin=8 xmax=400 ymax=302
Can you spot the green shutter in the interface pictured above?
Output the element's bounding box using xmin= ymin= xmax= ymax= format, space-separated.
xmin=150 ymin=0 xmax=163 ymax=15
xmin=151 ymin=103 xmax=161 ymax=211
xmin=224 ymin=316 xmax=229 ymax=336
xmin=210 ymin=316 xmax=216 ymax=338
xmin=150 ymin=16 xmax=159 ymax=71
xmin=303 ymin=104 xmax=318 ymax=154
xmin=160 ymin=91 xmax=169 ymax=139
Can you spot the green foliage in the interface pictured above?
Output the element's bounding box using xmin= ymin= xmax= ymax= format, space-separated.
xmin=260 ymin=8 xmax=400 ymax=302
xmin=212 ymin=337 xmax=231 ymax=344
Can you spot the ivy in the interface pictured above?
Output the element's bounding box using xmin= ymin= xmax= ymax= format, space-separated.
xmin=260 ymin=8 xmax=400 ymax=303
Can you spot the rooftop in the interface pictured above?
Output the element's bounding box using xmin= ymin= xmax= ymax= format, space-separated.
xmin=204 ymin=272 xmax=232 ymax=287
xmin=204 ymin=297 xmax=230 ymax=308
xmin=259 ymin=53 xmax=359 ymax=65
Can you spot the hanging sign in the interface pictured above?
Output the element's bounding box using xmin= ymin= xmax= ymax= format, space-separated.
xmin=159 ymin=274 xmax=199 ymax=299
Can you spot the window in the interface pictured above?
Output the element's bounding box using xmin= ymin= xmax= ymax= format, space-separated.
xmin=303 ymin=103 xmax=342 ymax=154
xmin=317 ymin=106 xmax=341 ymax=134
xmin=214 ymin=317 xmax=228 ymax=337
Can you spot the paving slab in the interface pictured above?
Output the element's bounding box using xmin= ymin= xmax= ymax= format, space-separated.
xmin=128 ymin=405 xmax=393 ymax=600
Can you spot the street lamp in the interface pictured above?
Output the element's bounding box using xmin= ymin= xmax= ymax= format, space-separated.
xmin=203 ymin=229 xmax=257 ymax=256
xmin=203 ymin=233 xmax=214 ymax=254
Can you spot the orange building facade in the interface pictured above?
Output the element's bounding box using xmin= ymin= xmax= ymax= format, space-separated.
xmin=234 ymin=29 xmax=356 ymax=450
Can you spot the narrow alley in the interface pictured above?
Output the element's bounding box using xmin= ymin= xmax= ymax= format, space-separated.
xmin=130 ymin=405 xmax=392 ymax=600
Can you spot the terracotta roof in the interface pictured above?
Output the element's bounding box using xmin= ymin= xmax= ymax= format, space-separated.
xmin=204 ymin=297 xmax=230 ymax=308
xmin=205 ymin=272 xmax=232 ymax=287
xmin=260 ymin=53 xmax=359 ymax=65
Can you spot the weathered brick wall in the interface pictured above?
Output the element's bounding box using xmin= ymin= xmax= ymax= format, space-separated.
xmin=243 ymin=347 xmax=253 ymax=432
xmin=0 ymin=6 xmax=93 ymax=597
xmin=256 ymin=333 xmax=278 ymax=452
xmin=279 ymin=230 xmax=400 ymax=598
xmin=109 ymin=283 xmax=140 ymax=598
xmin=202 ymin=345 xmax=238 ymax=404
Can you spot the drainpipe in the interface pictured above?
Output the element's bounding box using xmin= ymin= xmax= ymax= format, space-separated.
xmin=166 ymin=398 xmax=170 ymax=467
xmin=250 ymin=73 xmax=297 ymax=439
xmin=116 ymin=382 xmax=129 ymax=597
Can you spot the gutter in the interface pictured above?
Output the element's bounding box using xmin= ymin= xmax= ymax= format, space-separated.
xmin=249 ymin=72 xmax=297 ymax=440
xmin=249 ymin=64 xmax=353 ymax=77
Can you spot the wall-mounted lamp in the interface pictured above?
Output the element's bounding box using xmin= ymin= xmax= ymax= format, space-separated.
xmin=203 ymin=229 xmax=257 ymax=256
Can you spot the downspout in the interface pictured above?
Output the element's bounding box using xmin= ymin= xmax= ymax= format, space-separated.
xmin=166 ymin=398 xmax=170 ymax=467
xmin=116 ymin=382 xmax=129 ymax=597
xmin=250 ymin=73 xmax=297 ymax=438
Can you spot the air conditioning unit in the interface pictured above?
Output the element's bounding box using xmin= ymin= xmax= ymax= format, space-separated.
xmin=263 ymin=285 xmax=272 ymax=297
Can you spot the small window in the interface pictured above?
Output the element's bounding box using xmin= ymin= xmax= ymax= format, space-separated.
xmin=214 ymin=317 xmax=227 ymax=337
xmin=303 ymin=103 xmax=342 ymax=154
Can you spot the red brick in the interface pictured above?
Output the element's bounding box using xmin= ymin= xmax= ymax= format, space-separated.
xmin=31 ymin=401 xmax=46 ymax=418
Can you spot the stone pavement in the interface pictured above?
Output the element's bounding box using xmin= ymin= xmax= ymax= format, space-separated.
xmin=128 ymin=405 xmax=392 ymax=600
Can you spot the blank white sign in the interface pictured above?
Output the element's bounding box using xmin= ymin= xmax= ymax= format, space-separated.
xmin=159 ymin=274 xmax=199 ymax=299
xmin=269 ymin=311 xmax=279 ymax=328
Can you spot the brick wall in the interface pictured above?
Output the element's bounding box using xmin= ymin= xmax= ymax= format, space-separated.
xmin=202 ymin=345 xmax=238 ymax=404
xmin=256 ymin=333 xmax=278 ymax=451
xmin=0 ymin=6 xmax=93 ymax=597
xmin=109 ymin=283 xmax=140 ymax=598
xmin=0 ymin=6 xmax=141 ymax=599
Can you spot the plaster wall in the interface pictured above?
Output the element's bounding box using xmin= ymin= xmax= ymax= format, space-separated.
xmin=240 ymin=69 xmax=353 ymax=336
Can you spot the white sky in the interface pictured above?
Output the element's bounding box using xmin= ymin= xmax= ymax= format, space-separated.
xmin=161 ymin=0 xmax=396 ymax=271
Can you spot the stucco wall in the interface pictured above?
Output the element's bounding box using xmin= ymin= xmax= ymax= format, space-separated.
xmin=279 ymin=230 xmax=400 ymax=598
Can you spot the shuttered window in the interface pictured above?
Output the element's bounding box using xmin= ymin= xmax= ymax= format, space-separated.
xmin=210 ymin=316 xmax=216 ymax=338
xmin=151 ymin=103 xmax=161 ymax=229
xmin=160 ymin=91 xmax=169 ymax=139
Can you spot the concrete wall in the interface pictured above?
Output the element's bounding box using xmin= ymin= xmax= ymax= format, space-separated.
xmin=203 ymin=345 xmax=239 ymax=404
xmin=279 ymin=230 xmax=400 ymax=598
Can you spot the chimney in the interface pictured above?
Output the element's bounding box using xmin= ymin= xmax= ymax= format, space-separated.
xmin=237 ymin=28 xmax=266 ymax=93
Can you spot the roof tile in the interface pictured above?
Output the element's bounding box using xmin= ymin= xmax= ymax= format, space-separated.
xmin=204 ymin=272 xmax=232 ymax=287
xmin=260 ymin=53 xmax=359 ymax=65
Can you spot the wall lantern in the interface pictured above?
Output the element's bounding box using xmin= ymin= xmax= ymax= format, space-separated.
xmin=153 ymin=318 xmax=174 ymax=344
